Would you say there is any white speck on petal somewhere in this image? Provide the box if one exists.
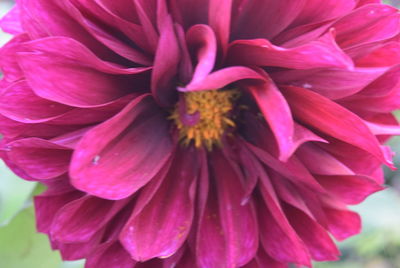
[92,155,101,165]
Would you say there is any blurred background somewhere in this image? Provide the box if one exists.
[1,0,400,267]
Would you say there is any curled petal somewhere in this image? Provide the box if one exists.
[247,76,294,162]
[180,66,264,92]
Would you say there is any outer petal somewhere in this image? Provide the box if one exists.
[0,6,23,34]
[272,67,388,100]
[50,196,129,243]
[0,35,29,83]
[196,151,259,268]
[355,42,400,67]
[6,138,72,180]
[290,0,356,26]
[324,207,361,241]
[334,4,400,49]
[296,144,354,176]
[18,51,144,107]
[285,205,340,261]
[316,175,383,205]
[34,189,84,234]
[246,142,324,192]
[213,151,259,267]
[22,37,150,75]
[257,174,311,266]
[0,114,80,139]
[282,86,393,168]
[17,0,124,63]
[120,149,197,261]
[196,175,230,268]
[0,80,72,123]
[57,0,151,64]
[227,30,353,70]
[55,231,104,261]
[86,242,136,268]
[70,95,173,200]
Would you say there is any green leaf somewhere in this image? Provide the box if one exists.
[0,160,37,226]
[0,206,63,268]
[61,260,85,268]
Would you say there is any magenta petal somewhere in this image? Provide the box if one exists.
[50,196,129,243]
[0,6,23,34]
[228,30,353,70]
[18,0,125,63]
[324,207,361,241]
[256,248,290,268]
[56,231,103,261]
[86,242,136,268]
[247,76,294,162]
[247,143,324,192]
[196,178,229,268]
[273,67,388,100]
[23,37,150,75]
[186,24,217,84]
[169,0,208,28]
[181,66,264,92]
[291,0,355,26]
[70,0,149,53]
[6,138,72,180]
[232,0,304,40]
[213,152,259,267]
[0,80,72,123]
[209,0,232,51]
[282,86,393,168]
[355,42,400,67]
[18,51,141,108]
[316,175,383,205]
[151,14,180,106]
[0,35,28,82]
[334,4,400,48]
[70,95,173,200]
[120,150,197,261]
[0,114,80,140]
[296,144,354,176]
[357,0,381,7]
[285,205,340,261]
[129,160,172,219]
[257,176,311,266]
[134,0,158,51]
[57,0,151,64]
[46,95,137,126]
[34,190,83,234]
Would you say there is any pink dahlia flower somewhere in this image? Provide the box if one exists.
[1,0,400,267]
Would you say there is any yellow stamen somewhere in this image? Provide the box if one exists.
[169,89,239,150]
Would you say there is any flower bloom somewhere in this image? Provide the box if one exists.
[1,0,400,267]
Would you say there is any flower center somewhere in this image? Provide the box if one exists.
[170,89,239,150]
